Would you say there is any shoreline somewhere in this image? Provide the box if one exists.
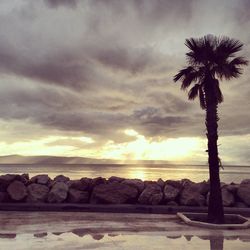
[0,173,250,211]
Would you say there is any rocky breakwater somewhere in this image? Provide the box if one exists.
[0,174,249,208]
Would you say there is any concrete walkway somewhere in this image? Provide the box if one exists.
[0,211,250,249]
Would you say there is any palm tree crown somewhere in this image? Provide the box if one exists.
[173,34,248,109]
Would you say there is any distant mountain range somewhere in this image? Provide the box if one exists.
[0,155,172,164]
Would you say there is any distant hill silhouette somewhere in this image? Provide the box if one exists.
[0,155,171,164]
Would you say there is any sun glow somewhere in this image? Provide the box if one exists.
[102,129,204,162]
[0,128,206,162]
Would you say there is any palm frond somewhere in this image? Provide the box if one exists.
[185,38,199,52]
[188,84,200,100]
[181,71,199,90]
[229,57,248,67]
[214,58,247,80]
[185,35,217,66]
[173,66,195,82]
[217,37,244,55]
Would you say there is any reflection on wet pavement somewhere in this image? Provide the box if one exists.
[0,231,250,250]
[0,212,250,249]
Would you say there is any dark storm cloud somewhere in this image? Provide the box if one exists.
[234,0,250,23]
[0,50,94,89]
[0,0,195,89]
[44,0,78,8]
[0,0,249,160]
[94,47,155,74]
[90,0,193,25]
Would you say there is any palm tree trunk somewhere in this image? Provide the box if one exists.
[205,90,224,224]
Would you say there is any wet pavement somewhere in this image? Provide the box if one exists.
[0,211,249,249]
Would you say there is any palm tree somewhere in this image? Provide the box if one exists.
[174,35,248,224]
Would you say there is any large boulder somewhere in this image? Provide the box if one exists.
[108,176,125,183]
[166,201,179,206]
[30,174,51,185]
[67,188,89,203]
[19,174,29,185]
[241,179,250,185]
[47,182,68,203]
[163,184,180,202]
[90,182,138,204]
[221,188,235,207]
[138,184,163,205]
[206,188,235,207]
[91,177,107,188]
[196,181,210,195]
[121,179,144,193]
[0,174,18,191]
[26,183,49,202]
[235,201,248,208]
[156,178,165,189]
[67,179,90,191]
[53,175,70,183]
[224,184,239,195]
[237,183,250,206]
[7,180,27,201]
[179,182,205,206]
[0,192,8,202]
[165,180,183,190]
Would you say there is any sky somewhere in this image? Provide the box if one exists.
[0,0,249,164]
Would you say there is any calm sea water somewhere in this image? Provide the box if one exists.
[0,164,250,183]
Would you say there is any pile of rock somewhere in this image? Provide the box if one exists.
[0,174,249,207]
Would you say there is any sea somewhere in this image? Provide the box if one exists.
[0,164,250,183]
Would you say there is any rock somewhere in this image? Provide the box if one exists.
[221,188,235,207]
[144,181,157,187]
[224,184,239,194]
[138,184,163,205]
[6,174,30,185]
[19,174,29,184]
[235,201,248,208]
[30,174,51,185]
[241,179,250,185]
[197,181,210,195]
[163,184,180,202]
[67,179,90,191]
[206,189,235,207]
[0,192,8,202]
[166,201,178,206]
[26,183,49,202]
[47,182,68,203]
[91,177,106,188]
[156,178,165,189]
[67,188,89,203]
[181,179,193,187]
[7,181,27,201]
[179,183,205,206]
[237,183,250,206]
[90,182,138,204]
[121,179,144,193]
[108,176,125,183]
[53,175,70,183]
[0,174,18,191]
[80,177,92,190]
[165,180,183,190]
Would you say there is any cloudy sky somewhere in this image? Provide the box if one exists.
[0,0,249,164]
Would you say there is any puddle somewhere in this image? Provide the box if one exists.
[0,231,250,250]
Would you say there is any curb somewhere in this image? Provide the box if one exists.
[0,203,250,216]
